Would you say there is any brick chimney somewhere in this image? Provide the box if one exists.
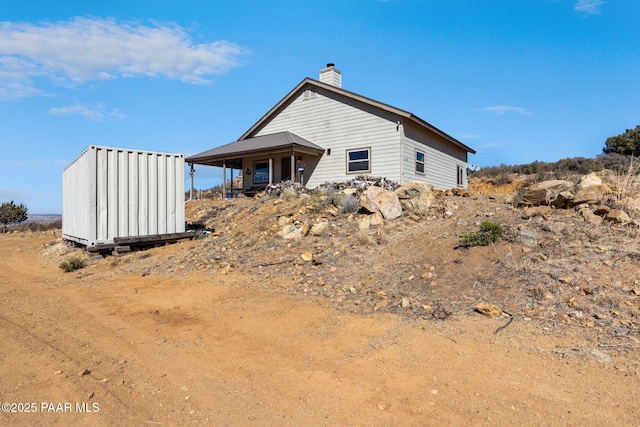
[319,63,342,88]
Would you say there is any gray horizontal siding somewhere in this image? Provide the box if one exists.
[255,88,402,186]
[402,122,468,189]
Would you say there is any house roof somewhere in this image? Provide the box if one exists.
[185,131,324,167]
[240,77,476,154]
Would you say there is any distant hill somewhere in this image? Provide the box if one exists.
[26,214,62,224]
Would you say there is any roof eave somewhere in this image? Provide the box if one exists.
[186,143,324,166]
[239,78,476,154]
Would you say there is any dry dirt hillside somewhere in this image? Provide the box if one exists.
[1,174,639,426]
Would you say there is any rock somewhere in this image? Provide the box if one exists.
[374,299,389,310]
[309,221,329,236]
[369,212,384,227]
[571,186,607,207]
[278,216,292,227]
[401,297,411,308]
[580,208,602,224]
[281,224,302,240]
[475,302,502,318]
[517,229,538,248]
[301,220,312,236]
[395,181,434,216]
[575,172,602,189]
[79,368,91,377]
[593,205,611,216]
[605,209,631,224]
[555,191,574,209]
[451,187,469,197]
[514,180,574,207]
[300,252,313,262]
[360,186,403,220]
[559,276,572,284]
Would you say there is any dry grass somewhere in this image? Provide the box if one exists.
[606,160,640,215]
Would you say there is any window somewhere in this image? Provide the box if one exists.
[346,148,370,174]
[254,161,269,184]
[457,165,465,186]
[415,150,425,175]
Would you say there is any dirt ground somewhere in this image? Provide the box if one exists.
[1,191,639,426]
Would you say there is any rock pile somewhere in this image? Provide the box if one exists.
[514,172,638,226]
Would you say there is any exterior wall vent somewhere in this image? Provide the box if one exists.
[319,63,342,88]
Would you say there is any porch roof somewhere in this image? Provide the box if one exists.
[186,131,325,168]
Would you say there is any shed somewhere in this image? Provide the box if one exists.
[62,145,188,251]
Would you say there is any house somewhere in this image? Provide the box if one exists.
[186,64,475,193]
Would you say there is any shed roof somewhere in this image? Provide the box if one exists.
[186,131,324,167]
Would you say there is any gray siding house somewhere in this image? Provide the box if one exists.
[187,64,475,192]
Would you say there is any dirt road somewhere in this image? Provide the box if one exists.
[0,231,638,426]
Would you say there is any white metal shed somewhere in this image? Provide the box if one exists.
[62,145,186,248]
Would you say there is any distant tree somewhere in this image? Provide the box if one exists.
[0,201,28,233]
[603,125,640,156]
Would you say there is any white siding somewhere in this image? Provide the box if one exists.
[62,146,185,247]
[254,88,403,187]
[401,122,468,189]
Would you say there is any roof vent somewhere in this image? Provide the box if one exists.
[319,63,342,88]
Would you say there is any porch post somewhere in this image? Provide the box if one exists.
[189,162,195,200]
[222,160,227,197]
[268,157,273,185]
[291,153,295,183]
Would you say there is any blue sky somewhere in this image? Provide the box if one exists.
[1,0,638,213]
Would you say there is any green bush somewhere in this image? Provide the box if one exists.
[59,255,87,272]
[458,222,504,248]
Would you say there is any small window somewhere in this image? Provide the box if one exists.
[457,165,465,186]
[254,161,269,184]
[415,150,425,175]
[346,148,370,174]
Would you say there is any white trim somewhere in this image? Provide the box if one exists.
[346,147,371,174]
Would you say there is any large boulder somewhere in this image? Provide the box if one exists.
[575,172,602,189]
[569,172,608,206]
[360,186,402,220]
[395,181,434,216]
[570,185,608,207]
[514,180,574,207]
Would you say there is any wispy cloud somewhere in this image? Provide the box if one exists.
[574,0,604,15]
[0,17,250,99]
[474,142,505,150]
[481,106,532,116]
[456,134,481,140]
[49,104,126,121]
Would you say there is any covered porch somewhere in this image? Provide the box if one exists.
[185,131,325,196]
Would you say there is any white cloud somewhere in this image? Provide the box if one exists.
[0,17,250,98]
[574,0,604,14]
[481,106,532,116]
[49,104,127,121]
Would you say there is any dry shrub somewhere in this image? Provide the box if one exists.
[59,255,87,272]
[607,160,640,214]
[340,194,360,214]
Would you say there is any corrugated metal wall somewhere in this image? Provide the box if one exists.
[63,146,185,246]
